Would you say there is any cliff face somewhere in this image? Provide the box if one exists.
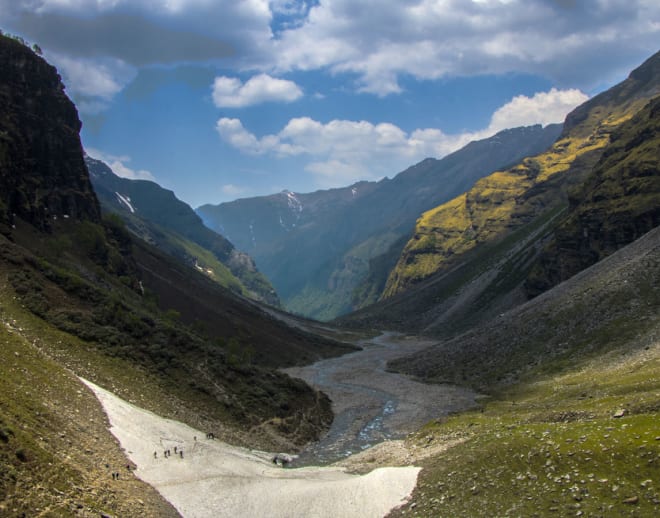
[525,95,660,297]
[0,35,100,233]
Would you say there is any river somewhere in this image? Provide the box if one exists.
[283,332,479,465]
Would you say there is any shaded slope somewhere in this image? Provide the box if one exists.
[384,50,660,299]
[388,225,660,391]
[526,95,660,297]
[87,156,279,306]
[199,124,561,320]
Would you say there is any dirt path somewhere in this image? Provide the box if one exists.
[81,378,420,518]
[284,332,479,464]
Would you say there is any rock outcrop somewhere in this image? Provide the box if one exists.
[0,34,100,233]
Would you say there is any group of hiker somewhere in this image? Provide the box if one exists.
[111,431,216,480]
[156,446,184,459]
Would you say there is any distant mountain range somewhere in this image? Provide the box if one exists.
[198,123,562,320]
[338,49,660,340]
[86,156,280,306]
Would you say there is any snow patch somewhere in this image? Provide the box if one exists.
[80,378,421,518]
[115,192,135,213]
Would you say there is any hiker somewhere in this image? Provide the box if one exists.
[154,451,157,459]
[174,446,177,454]
[180,450,184,459]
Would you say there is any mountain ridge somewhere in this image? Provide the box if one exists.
[383,50,660,300]
[198,123,562,320]
[87,155,280,305]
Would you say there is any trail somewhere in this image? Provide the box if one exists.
[284,332,478,464]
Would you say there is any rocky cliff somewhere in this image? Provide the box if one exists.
[0,34,100,233]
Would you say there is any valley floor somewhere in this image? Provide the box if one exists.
[81,379,420,518]
[284,332,479,464]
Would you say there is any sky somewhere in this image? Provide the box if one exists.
[1,0,658,208]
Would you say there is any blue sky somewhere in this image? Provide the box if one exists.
[1,0,658,208]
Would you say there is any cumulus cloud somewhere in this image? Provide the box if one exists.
[4,0,657,105]
[86,148,156,181]
[216,87,588,187]
[486,88,590,134]
[220,184,249,197]
[212,73,303,107]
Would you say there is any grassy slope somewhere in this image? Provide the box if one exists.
[387,227,660,517]
[89,160,279,306]
[0,282,180,516]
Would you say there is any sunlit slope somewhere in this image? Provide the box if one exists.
[383,50,660,298]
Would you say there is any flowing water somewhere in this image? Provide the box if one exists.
[283,333,479,465]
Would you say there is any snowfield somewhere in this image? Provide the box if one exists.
[81,378,420,518]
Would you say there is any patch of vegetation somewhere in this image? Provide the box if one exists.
[526,95,660,298]
[390,338,660,517]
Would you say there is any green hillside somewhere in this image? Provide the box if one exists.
[526,95,660,297]
[87,156,279,306]
[388,225,660,517]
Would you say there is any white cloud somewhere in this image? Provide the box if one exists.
[217,87,588,187]
[486,88,589,133]
[212,73,303,108]
[6,0,657,108]
[85,148,156,181]
[220,183,249,196]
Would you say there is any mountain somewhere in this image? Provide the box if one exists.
[198,124,562,320]
[338,50,659,339]
[525,95,660,297]
[87,156,280,306]
[0,33,353,515]
[383,50,660,301]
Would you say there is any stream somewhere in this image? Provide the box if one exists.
[283,332,479,465]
